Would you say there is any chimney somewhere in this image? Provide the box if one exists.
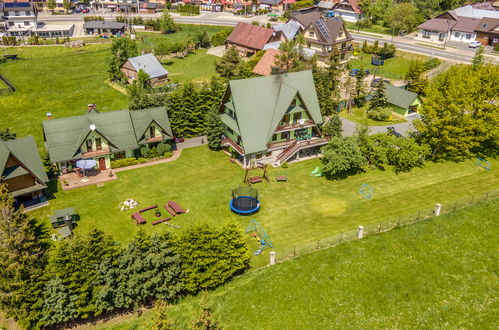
[87,104,96,112]
[46,112,52,120]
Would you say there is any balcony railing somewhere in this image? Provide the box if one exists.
[82,148,111,158]
[275,119,315,133]
[221,138,244,155]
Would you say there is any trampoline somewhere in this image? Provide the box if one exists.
[230,186,260,215]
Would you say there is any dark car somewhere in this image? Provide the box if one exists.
[387,126,402,138]
[350,68,370,76]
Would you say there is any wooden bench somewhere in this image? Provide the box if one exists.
[138,205,158,213]
[131,212,146,225]
[249,176,262,184]
[276,176,288,182]
[152,217,171,225]
[164,204,177,216]
[168,201,185,214]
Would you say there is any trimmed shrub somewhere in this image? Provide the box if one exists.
[422,58,441,71]
[367,107,392,121]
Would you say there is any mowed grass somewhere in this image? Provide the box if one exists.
[349,50,431,80]
[31,147,499,268]
[99,198,499,329]
[0,44,129,147]
[339,107,407,126]
[162,49,218,82]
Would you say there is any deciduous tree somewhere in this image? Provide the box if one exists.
[321,137,367,179]
[405,61,428,95]
[107,37,139,81]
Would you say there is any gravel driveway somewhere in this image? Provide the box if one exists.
[340,114,420,137]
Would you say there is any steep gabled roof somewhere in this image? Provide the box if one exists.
[418,18,457,32]
[310,18,352,45]
[452,16,481,33]
[0,136,49,185]
[273,20,301,40]
[222,71,323,154]
[252,49,281,76]
[226,22,275,50]
[126,53,169,79]
[42,107,172,163]
[475,17,499,32]
[290,9,322,29]
[384,84,420,110]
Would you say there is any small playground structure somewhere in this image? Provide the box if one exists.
[311,167,323,177]
[359,183,374,200]
[245,219,273,255]
[244,162,270,185]
[230,185,260,215]
[371,55,385,66]
[476,158,491,171]
[0,74,15,93]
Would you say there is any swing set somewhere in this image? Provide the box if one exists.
[245,219,273,255]
[244,162,270,185]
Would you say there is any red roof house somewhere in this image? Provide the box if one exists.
[226,22,278,56]
[252,49,281,76]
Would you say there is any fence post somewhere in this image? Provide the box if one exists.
[269,251,276,266]
[378,223,381,233]
[357,226,364,239]
[293,246,296,257]
[484,192,489,201]
[339,233,343,244]
[317,240,320,250]
[470,196,474,205]
[434,203,442,216]
[453,201,457,211]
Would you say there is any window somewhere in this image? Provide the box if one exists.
[26,11,31,16]
[24,21,29,26]
[272,134,277,142]
[454,32,460,37]
[9,22,14,27]
[95,138,102,150]
[294,112,302,122]
[86,139,93,152]
[341,42,346,49]
[15,11,20,16]
[227,127,234,135]
[423,30,431,38]
[465,33,472,39]
[255,153,262,159]
[281,132,290,140]
[266,151,272,157]
[308,31,315,37]
[4,12,9,16]
[149,126,156,138]
[280,114,290,126]
[114,151,126,160]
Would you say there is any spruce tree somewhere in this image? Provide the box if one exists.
[0,185,48,328]
[200,31,210,48]
[40,277,78,327]
[215,47,242,79]
[368,80,389,111]
[354,67,367,106]
[190,292,221,330]
[405,61,428,95]
[0,128,16,141]
[322,115,343,138]
[205,107,224,150]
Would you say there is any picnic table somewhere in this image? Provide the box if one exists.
[50,207,76,229]
[168,201,185,214]
[249,176,262,184]
[276,176,287,182]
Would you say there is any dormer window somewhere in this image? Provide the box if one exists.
[308,31,315,37]
[86,139,93,152]
[150,126,156,138]
[95,138,102,151]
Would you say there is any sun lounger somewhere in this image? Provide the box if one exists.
[276,176,287,182]
[249,176,262,184]
[164,204,177,216]
[131,212,146,225]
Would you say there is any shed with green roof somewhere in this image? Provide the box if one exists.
[384,84,422,117]
[219,71,328,167]
[42,106,172,173]
[0,136,49,208]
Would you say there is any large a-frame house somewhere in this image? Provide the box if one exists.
[220,71,328,167]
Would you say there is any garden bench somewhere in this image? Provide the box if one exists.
[164,204,177,216]
[168,201,185,214]
[152,217,171,225]
[249,176,262,184]
[131,212,146,225]
[276,176,287,182]
[138,205,158,213]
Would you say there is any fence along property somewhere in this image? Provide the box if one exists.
[267,190,499,266]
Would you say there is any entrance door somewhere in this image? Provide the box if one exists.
[98,158,106,171]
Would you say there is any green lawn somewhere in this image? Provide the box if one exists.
[349,50,430,80]
[161,49,218,82]
[345,22,392,36]
[99,198,499,329]
[31,146,499,269]
[339,107,407,126]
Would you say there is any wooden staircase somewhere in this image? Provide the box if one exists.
[276,138,329,164]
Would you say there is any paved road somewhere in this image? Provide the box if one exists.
[341,114,420,137]
[175,136,208,150]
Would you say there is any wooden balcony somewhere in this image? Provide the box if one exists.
[221,138,245,155]
[275,119,315,133]
[145,136,164,143]
[82,148,110,158]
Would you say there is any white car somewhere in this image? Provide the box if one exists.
[469,41,482,48]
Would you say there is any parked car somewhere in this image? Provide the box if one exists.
[469,41,481,48]
[174,137,185,143]
[350,69,370,76]
[81,8,90,13]
[387,127,402,138]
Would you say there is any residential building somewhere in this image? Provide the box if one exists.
[302,17,353,64]
[225,22,279,56]
[370,84,422,117]
[273,20,301,40]
[83,20,126,35]
[1,0,38,37]
[318,0,362,22]
[42,105,173,174]
[252,48,281,76]
[289,6,322,30]
[416,4,499,45]
[219,70,328,167]
[121,53,169,86]
[139,2,159,13]
[258,0,295,13]
[34,23,75,38]
[475,17,499,46]
[0,136,49,208]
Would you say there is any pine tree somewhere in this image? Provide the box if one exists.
[190,292,222,330]
[322,115,343,138]
[354,67,367,106]
[0,185,48,328]
[200,31,210,48]
[0,128,16,141]
[472,46,485,70]
[149,300,176,330]
[40,277,78,327]
[405,61,428,95]
[205,106,224,150]
[215,47,242,79]
[368,80,389,111]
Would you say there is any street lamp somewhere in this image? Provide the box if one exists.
[443,19,450,49]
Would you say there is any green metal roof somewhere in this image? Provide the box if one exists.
[384,84,420,110]
[225,71,323,154]
[221,113,241,135]
[10,182,47,197]
[0,136,49,185]
[42,107,172,163]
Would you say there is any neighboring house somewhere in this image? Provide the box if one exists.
[139,2,159,13]
[382,84,422,117]
[0,136,49,208]
[219,70,328,167]
[252,48,281,76]
[416,4,499,45]
[83,20,126,35]
[52,0,75,14]
[258,0,296,13]
[475,17,499,46]
[34,23,75,38]
[225,22,279,56]
[302,17,353,64]
[2,0,38,37]
[289,6,322,31]
[121,53,169,86]
[42,105,173,174]
[273,20,301,40]
[331,0,363,23]
[221,0,252,12]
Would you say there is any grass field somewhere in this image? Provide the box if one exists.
[0,25,229,146]
[31,146,499,268]
[339,107,407,126]
[349,50,430,80]
[98,198,499,329]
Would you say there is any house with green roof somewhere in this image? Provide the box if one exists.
[384,84,422,117]
[0,136,49,208]
[42,105,172,174]
[219,71,328,167]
